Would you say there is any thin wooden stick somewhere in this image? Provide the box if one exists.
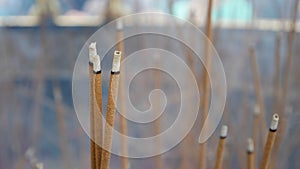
[53,85,72,169]
[175,22,196,169]
[89,43,97,169]
[249,47,267,140]
[277,0,299,154]
[252,105,260,168]
[213,125,228,169]
[260,114,279,169]
[91,43,103,169]
[100,51,122,169]
[280,0,299,113]
[200,0,214,168]
[270,33,282,169]
[272,33,281,113]
[117,20,124,54]
[153,57,163,169]
[117,20,129,169]
[247,138,254,169]
[31,10,49,146]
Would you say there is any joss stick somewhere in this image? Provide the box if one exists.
[100,51,122,169]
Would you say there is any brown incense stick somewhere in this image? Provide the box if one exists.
[91,43,103,169]
[213,125,228,169]
[117,20,129,169]
[200,0,214,168]
[247,138,254,169]
[260,114,279,169]
[100,51,122,169]
[89,43,97,169]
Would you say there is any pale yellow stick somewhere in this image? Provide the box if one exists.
[260,114,279,169]
[270,33,282,169]
[247,138,254,169]
[100,51,122,169]
[252,105,260,168]
[249,47,267,140]
[117,20,129,169]
[213,125,228,169]
[277,0,299,160]
[153,57,163,169]
[200,0,214,168]
[272,34,281,113]
[175,20,194,169]
[53,85,72,169]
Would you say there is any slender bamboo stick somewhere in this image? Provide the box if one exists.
[260,114,279,169]
[91,43,103,169]
[247,138,254,169]
[280,0,299,113]
[77,125,89,169]
[100,51,122,169]
[200,0,214,168]
[249,47,267,140]
[153,58,163,169]
[180,139,189,169]
[117,20,129,169]
[53,85,72,169]
[178,27,196,166]
[89,43,97,169]
[175,22,196,169]
[117,20,124,54]
[270,33,282,169]
[277,0,299,154]
[272,33,281,113]
[213,125,228,169]
[271,1,299,168]
[252,105,260,168]
[31,8,49,147]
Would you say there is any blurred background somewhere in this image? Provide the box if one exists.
[0,0,300,169]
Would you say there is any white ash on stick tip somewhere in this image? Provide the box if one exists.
[254,104,260,116]
[247,138,254,153]
[112,50,121,73]
[116,19,123,31]
[89,42,97,63]
[93,54,101,73]
[270,113,279,131]
[220,125,228,138]
[36,163,44,169]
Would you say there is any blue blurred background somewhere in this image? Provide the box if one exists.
[0,0,300,169]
